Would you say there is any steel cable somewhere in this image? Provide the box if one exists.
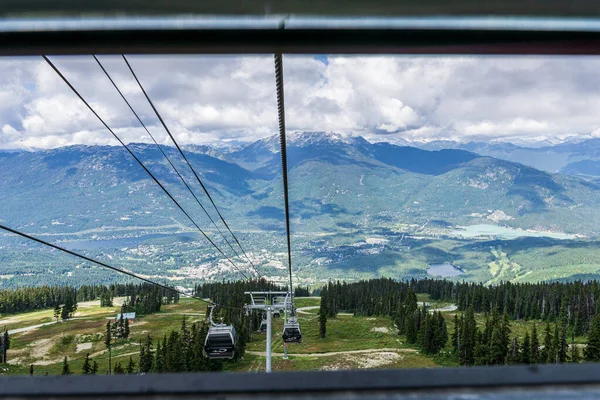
[42,55,249,281]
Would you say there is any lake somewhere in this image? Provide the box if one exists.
[427,263,464,278]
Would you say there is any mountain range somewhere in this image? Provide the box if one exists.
[2,131,600,287]
[415,137,600,178]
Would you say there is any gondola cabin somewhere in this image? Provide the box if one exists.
[203,325,236,359]
[282,319,302,343]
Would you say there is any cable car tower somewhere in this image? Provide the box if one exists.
[244,291,294,373]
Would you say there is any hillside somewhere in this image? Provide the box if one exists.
[1,293,588,375]
[0,296,437,374]
[2,132,600,286]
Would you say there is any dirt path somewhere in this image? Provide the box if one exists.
[431,305,458,312]
[7,318,84,335]
[296,306,320,314]
[246,347,417,358]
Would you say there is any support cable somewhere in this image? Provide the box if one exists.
[121,54,262,279]
[0,223,241,310]
[274,53,294,299]
[92,55,256,278]
[42,55,249,281]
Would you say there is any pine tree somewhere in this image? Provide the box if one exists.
[558,324,568,363]
[114,314,125,339]
[459,307,477,366]
[574,306,585,336]
[507,337,520,364]
[530,324,540,364]
[154,341,165,373]
[126,356,136,374]
[406,309,419,344]
[82,353,91,374]
[181,316,189,345]
[521,332,531,364]
[474,330,489,365]
[550,324,560,364]
[489,313,511,365]
[397,289,417,335]
[53,304,60,323]
[1,330,10,364]
[105,321,112,375]
[318,303,327,339]
[113,362,124,374]
[419,311,435,354]
[584,312,600,362]
[451,314,461,353]
[124,318,130,339]
[139,335,154,372]
[70,298,78,318]
[61,356,71,375]
[29,364,34,376]
[542,322,553,363]
[435,312,448,352]
[61,297,73,321]
[91,361,99,375]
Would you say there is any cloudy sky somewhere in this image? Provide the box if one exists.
[2,55,600,149]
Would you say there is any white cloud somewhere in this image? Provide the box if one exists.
[2,55,600,149]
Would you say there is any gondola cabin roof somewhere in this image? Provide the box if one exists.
[208,325,236,335]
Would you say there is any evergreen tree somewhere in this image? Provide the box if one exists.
[474,330,488,365]
[139,335,154,372]
[318,303,327,339]
[60,300,70,321]
[507,337,520,365]
[124,318,130,339]
[181,316,189,345]
[139,343,146,373]
[558,324,568,363]
[574,306,585,336]
[91,361,99,375]
[29,364,34,376]
[436,311,448,351]
[406,309,419,344]
[550,324,560,364]
[100,292,113,307]
[419,311,435,354]
[154,341,165,373]
[530,324,540,364]
[451,314,461,353]
[61,356,71,375]
[1,330,10,363]
[71,298,78,318]
[60,294,77,320]
[105,321,112,375]
[53,304,60,323]
[397,289,417,335]
[459,307,476,366]
[489,313,511,365]
[82,353,91,374]
[584,312,600,362]
[521,332,531,364]
[542,322,553,363]
[126,356,136,374]
[113,314,126,339]
[113,362,125,374]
